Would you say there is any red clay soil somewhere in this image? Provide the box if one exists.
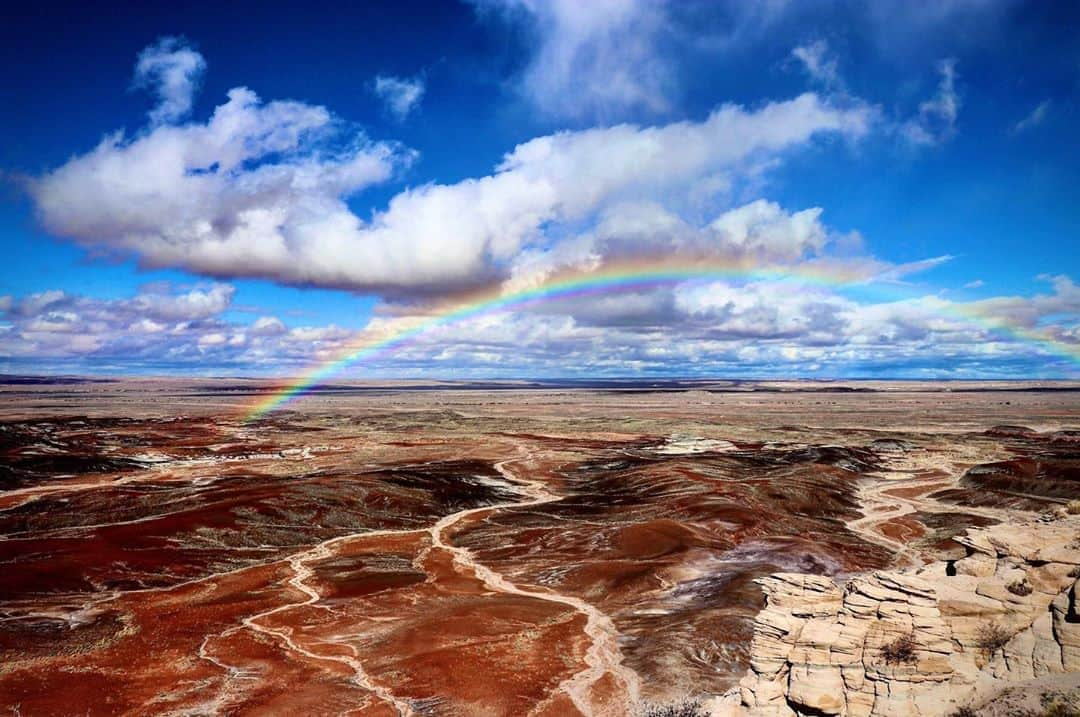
[876,516,928,543]
[883,482,952,500]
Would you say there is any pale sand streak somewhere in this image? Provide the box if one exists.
[845,449,1017,568]
[198,451,640,716]
[427,455,642,717]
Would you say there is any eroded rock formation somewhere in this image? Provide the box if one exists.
[730,514,1080,716]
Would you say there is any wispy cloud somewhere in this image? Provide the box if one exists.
[902,58,960,145]
[133,37,207,125]
[373,74,426,121]
[471,0,675,121]
[1013,99,1051,134]
[791,41,842,90]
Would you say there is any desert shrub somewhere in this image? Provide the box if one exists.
[1040,703,1079,717]
[1038,690,1080,717]
[949,708,978,717]
[1066,499,1080,515]
[1030,703,1080,717]
[1007,579,1034,596]
[1041,706,1078,717]
[975,622,1012,655]
[881,632,918,665]
[638,701,708,717]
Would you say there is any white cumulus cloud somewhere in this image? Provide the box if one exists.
[2,275,1076,378]
[31,82,411,289]
[29,41,876,298]
[251,316,287,336]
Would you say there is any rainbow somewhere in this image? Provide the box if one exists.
[242,258,1078,420]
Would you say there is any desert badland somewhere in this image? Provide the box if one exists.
[1,379,1078,716]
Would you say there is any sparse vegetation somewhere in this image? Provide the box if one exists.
[975,622,1012,655]
[1066,500,1080,515]
[637,700,708,717]
[881,631,918,665]
[1037,702,1079,717]
[1036,691,1080,717]
[1007,579,1034,596]
[960,689,1079,716]
[1011,691,1080,717]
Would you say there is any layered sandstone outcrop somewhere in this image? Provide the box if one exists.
[729,514,1080,716]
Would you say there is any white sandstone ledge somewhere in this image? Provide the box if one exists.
[708,511,1080,717]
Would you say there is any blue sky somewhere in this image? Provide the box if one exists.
[1,0,1078,378]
